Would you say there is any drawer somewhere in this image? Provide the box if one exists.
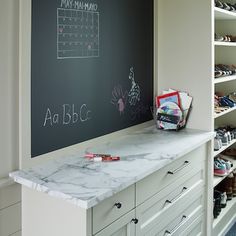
[181,215,203,236]
[157,204,203,236]
[136,145,206,205]
[136,178,204,236]
[94,209,135,236]
[93,184,135,234]
[0,202,21,236]
[0,184,21,210]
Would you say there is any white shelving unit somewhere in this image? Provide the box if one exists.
[156,1,236,235]
[213,6,236,235]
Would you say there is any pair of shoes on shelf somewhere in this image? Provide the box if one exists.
[215,126,236,144]
[215,64,236,78]
[214,155,233,176]
[226,35,236,42]
[214,94,230,114]
[213,190,227,219]
[214,125,236,151]
[214,93,236,115]
[216,171,236,201]
[220,96,236,108]
[215,34,236,42]
[215,0,236,12]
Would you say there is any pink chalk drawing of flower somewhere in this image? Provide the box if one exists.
[111,85,128,115]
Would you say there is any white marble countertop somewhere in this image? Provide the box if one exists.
[10,126,214,209]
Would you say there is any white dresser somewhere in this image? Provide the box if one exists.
[10,126,213,236]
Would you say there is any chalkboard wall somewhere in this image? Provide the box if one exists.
[31,0,154,157]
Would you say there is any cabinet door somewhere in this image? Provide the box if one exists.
[94,210,135,236]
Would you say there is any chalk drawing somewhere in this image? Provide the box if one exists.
[57,7,99,59]
[111,85,128,115]
[128,67,141,106]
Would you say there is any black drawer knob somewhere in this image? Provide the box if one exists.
[114,202,122,209]
[131,218,139,224]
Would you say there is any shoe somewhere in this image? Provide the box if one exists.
[215,0,224,9]
[215,70,223,78]
[217,64,233,75]
[222,2,231,11]
[213,199,218,219]
[219,96,236,108]
[219,158,232,173]
[215,33,224,42]
[221,192,227,208]
[214,159,227,176]
[228,3,236,11]
[226,173,234,200]
[227,35,236,42]
[214,137,222,151]
[216,130,228,146]
[216,156,232,173]
[214,190,222,216]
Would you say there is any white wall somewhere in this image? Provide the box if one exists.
[0,1,21,235]
[0,0,19,179]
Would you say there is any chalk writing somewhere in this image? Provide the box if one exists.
[43,104,92,127]
[57,2,99,59]
[60,0,98,11]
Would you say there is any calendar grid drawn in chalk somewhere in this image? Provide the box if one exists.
[57,8,99,59]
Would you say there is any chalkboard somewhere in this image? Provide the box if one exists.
[31,0,154,157]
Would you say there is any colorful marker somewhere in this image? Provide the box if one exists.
[85,153,111,158]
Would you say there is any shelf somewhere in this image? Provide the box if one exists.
[215,41,236,47]
[213,195,236,228]
[214,75,236,84]
[215,7,236,20]
[214,106,236,118]
[214,139,236,157]
[214,156,236,187]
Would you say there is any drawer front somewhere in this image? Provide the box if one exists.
[144,196,203,236]
[136,145,206,205]
[0,202,21,236]
[93,185,135,234]
[94,209,135,236]
[158,205,203,236]
[136,179,204,236]
[0,184,21,210]
[181,215,203,236]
